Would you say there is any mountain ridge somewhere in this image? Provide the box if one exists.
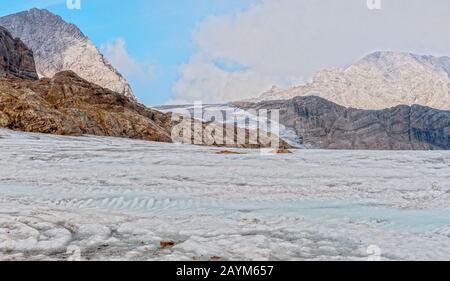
[252,51,450,110]
[234,95,450,150]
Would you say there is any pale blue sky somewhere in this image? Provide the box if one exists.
[0,0,256,105]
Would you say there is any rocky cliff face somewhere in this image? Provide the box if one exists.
[0,26,38,80]
[235,96,450,150]
[253,52,450,110]
[0,8,134,99]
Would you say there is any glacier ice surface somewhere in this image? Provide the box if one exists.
[0,129,449,261]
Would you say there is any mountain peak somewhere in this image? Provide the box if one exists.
[0,9,134,99]
[6,8,86,41]
[357,51,448,64]
[28,8,56,16]
[355,51,450,77]
[10,8,67,25]
[252,51,450,110]
[356,51,422,67]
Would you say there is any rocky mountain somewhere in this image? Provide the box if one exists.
[0,22,287,148]
[253,52,450,110]
[0,26,38,80]
[234,96,450,150]
[0,8,134,99]
[0,71,170,142]
[0,70,289,148]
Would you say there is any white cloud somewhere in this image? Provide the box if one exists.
[171,57,289,104]
[173,0,450,103]
[102,38,155,82]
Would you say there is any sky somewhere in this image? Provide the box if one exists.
[2,0,450,105]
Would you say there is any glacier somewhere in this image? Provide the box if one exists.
[0,129,449,261]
